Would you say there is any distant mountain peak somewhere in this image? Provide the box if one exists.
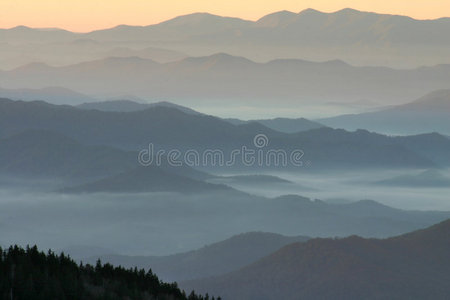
[113,24,144,29]
[412,89,450,103]
[167,12,219,20]
[208,52,239,60]
[350,199,392,208]
[9,25,33,31]
[391,89,450,112]
[159,12,250,27]
[177,52,256,68]
[335,8,363,14]
[76,99,201,115]
[298,8,323,15]
[255,10,298,27]
[322,59,350,67]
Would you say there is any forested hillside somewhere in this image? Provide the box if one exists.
[0,245,216,300]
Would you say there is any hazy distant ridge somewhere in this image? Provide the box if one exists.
[2,8,449,67]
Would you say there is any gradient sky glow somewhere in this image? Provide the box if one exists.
[1,0,449,32]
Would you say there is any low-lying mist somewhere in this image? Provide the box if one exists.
[188,101,381,120]
[209,168,450,211]
[0,189,254,256]
[1,168,449,259]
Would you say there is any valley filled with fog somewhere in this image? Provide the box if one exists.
[209,169,450,210]
[1,166,449,259]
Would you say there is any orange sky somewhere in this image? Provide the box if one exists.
[1,0,449,32]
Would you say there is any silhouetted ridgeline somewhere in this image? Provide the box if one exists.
[85,232,310,283]
[1,98,450,170]
[2,55,450,106]
[0,245,218,300]
[183,219,450,300]
[320,89,450,135]
[1,9,450,68]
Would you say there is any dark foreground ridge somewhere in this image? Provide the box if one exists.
[183,219,450,300]
[0,245,218,300]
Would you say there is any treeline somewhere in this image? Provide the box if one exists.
[0,245,219,300]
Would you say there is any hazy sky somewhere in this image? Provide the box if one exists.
[1,0,449,32]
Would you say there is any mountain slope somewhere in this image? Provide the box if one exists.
[0,98,448,169]
[0,130,136,181]
[63,166,228,194]
[2,55,450,107]
[226,117,325,133]
[0,129,219,194]
[320,89,450,135]
[87,13,252,42]
[85,232,310,282]
[0,98,259,150]
[0,86,96,105]
[0,245,209,300]
[183,219,450,300]
[2,9,450,68]
[82,9,450,67]
[77,99,201,114]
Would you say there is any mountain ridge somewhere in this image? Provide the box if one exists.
[319,89,450,135]
[2,8,450,68]
[0,98,449,170]
[83,232,310,282]
[3,53,450,107]
[3,8,449,33]
[182,219,450,299]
